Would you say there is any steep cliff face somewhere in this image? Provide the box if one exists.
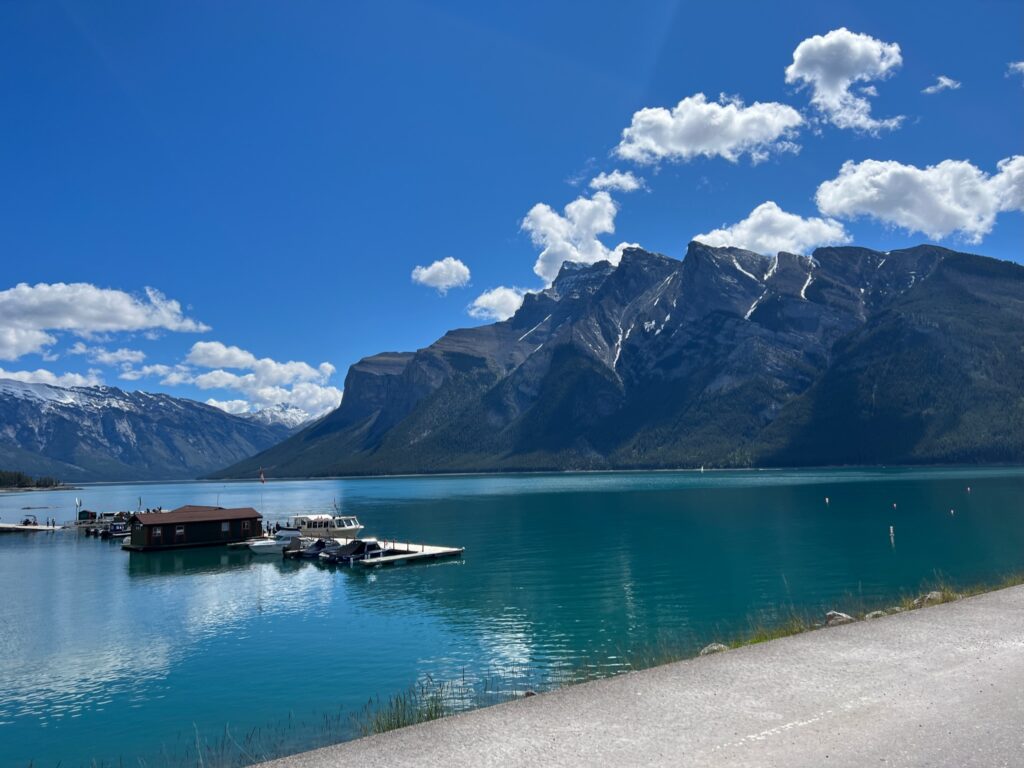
[215,243,1024,478]
[0,380,292,481]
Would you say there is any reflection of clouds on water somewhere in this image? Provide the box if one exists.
[181,560,337,638]
[0,544,344,726]
[0,640,172,721]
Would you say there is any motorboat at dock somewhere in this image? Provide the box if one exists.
[246,530,297,555]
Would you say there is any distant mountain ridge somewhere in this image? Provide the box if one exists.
[215,242,1024,478]
[0,379,294,481]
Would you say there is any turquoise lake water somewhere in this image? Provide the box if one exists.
[2,468,1024,767]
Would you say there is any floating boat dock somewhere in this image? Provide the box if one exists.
[276,535,464,566]
[0,523,61,533]
[354,537,464,567]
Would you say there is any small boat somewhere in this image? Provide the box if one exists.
[247,531,294,555]
[277,514,363,540]
[319,537,384,564]
[101,521,131,540]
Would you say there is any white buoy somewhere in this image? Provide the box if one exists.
[825,496,830,505]
[950,508,955,516]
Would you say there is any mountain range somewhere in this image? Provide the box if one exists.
[0,380,302,481]
[216,242,1024,478]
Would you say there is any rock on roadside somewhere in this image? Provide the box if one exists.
[825,611,855,627]
[913,591,945,608]
[699,643,729,656]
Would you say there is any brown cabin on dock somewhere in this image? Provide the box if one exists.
[124,505,262,551]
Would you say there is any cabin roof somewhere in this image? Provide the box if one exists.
[131,505,262,525]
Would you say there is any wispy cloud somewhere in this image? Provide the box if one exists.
[0,282,208,361]
[922,75,961,94]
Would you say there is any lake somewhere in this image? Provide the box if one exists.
[3,468,1024,767]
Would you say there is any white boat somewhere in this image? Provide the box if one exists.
[247,531,295,555]
[278,514,363,539]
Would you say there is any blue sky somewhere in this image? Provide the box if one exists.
[1,0,1021,416]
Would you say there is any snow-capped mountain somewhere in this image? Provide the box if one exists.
[0,380,293,481]
[243,403,313,431]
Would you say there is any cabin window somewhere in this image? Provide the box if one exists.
[242,520,250,532]
[152,526,163,539]
[175,525,185,541]
[221,521,230,533]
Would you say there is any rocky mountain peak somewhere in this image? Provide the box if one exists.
[215,243,1024,479]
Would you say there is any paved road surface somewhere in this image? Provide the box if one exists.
[264,585,1024,767]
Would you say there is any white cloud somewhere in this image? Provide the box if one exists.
[589,170,645,193]
[468,287,526,322]
[0,367,103,387]
[615,93,803,165]
[922,75,961,95]
[695,201,850,255]
[522,191,637,282]
[411,257,471,294]
[69,342,145,365]
[1008,61,1024,81]
[816,155,1024,242]
[0,282,208,360]
[0,328,56,361]
[186,341,256,369]
[206,398,251,415]
[119,364,171,382]
[785,28,903,132]
[184,341,341,417]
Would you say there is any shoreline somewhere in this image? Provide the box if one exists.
[260,580,1024,767]
[0,485,80,494]
[57,463,1024,487]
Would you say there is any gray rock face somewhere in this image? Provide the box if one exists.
[865,611,887,620]
[0,379,291,481]
[825,611,855,627]
[699,643,729,656]
[215,243,1024,479]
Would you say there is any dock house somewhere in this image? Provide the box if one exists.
[124,505,262,551]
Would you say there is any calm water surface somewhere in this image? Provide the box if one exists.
[2,468,1024,766]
